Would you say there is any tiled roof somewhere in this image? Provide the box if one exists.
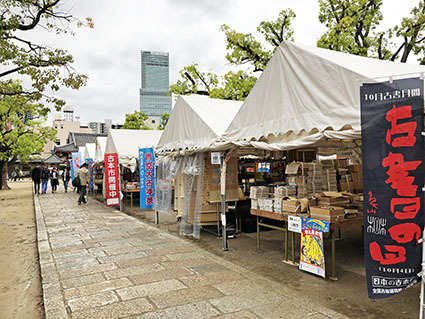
[69,132,107,148]
[54,143,78,153]
[42,154,65,164]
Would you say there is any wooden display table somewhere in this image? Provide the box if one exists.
[122,189,139,208]
[250,208,363,280]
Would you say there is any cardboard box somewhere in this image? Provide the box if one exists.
[281,199,301,213]
[340,181,354,193]
[317,193,350,207]
[310,206,345,222]
[349,164,362,173]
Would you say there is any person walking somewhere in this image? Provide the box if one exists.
[12,170,17,182]
[19,169,23,181]
[41,165,50,194]
[76,163,89,205]
[62,167,70,193]
[31,165,41,194]
[50,167,59,193]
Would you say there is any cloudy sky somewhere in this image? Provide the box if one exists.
[35,0,420,126]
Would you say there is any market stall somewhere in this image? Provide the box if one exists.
[213,40,425,279]
[105,129,162,209]
[155,94,244,240]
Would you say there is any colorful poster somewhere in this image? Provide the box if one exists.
[71,152,82,181]
[299,217,328,278]
[139,147,155,210]
[104,153,120,207]
[361,78,424,299]
[85,158,94,190]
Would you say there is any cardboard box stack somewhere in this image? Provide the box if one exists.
[349,164,363,193]
[338,168,354,193]
[281,199,301,214]
[320,160,338,192]
[306,162,323,194]
[310,206,345,222]
[316,192,351,207]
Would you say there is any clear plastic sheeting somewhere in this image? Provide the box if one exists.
[154,157,181,214]
[179,153,204,239]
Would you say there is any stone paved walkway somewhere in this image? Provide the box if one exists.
[35,191,349,319]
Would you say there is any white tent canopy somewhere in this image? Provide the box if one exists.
[94,136,107,164]
[78,146,85,156]
[221,41,425,151]
[105,129,162,172]
[83,143,96,160]
[156,94,243,155]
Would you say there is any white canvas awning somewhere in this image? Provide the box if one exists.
[221,41,425,151]
[105,129,162,172]
[78,146,85,156]
[156,94,242,155]
[94,136,107,164]
[83,143,96,160]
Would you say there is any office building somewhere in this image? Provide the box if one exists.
[139,50,172,117]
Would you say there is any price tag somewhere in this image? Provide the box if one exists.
[288,215,301,233]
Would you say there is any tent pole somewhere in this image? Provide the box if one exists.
[220,152,228,251]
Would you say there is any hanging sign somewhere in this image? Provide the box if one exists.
[71,152,82,181]
[211,152,221,165]
[361,78,424,299]
[139,147,155,210]
[85,158,94,190]
[104,153,120,206]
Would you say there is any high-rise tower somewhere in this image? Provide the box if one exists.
[139,50,172,116]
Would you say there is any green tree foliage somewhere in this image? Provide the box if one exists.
[121,111,150,130]
[169,10,295,100]
[317,0,425,63]
[157,113,170,130]
[0,0,93,189]
[221,9,296,72]
[169,64,256,100]
[0,81,56,188]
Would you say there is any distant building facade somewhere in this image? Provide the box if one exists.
[41,106,92,159]
[89,119,122,134]
[139,50,172,117]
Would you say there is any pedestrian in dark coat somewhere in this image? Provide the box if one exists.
[31,165,41,194]
[62,168,70,192]
[50,167,59,193]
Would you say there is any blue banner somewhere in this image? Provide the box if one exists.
[85,158,94,190]
[139,147,155,210]
[71,152,82,181]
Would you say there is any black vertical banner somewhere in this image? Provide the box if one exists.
[361,78,425,299]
